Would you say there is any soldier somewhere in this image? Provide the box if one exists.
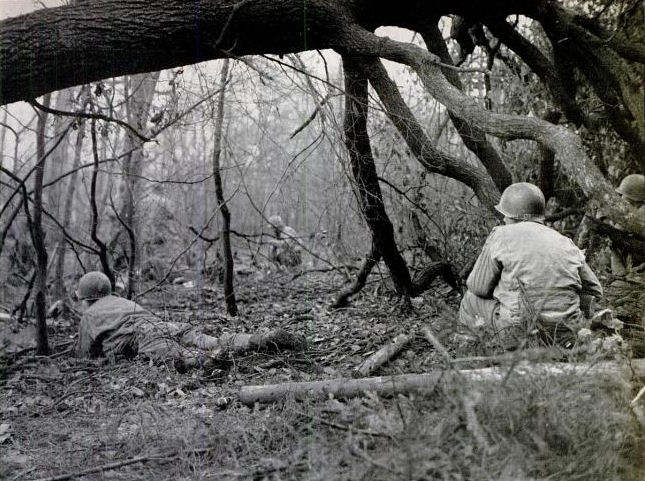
[610,174,645,275]
[75,271,303,370]
[267,215,302,267]
[458,183,603,346]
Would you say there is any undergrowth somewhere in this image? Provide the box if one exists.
[1,271,642,481]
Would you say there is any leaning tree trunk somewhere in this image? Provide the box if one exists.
[356,56,501,213]
[212,58,237,316]
[31,93,52,355]
[421,23,512,191]
[342,54,413,298]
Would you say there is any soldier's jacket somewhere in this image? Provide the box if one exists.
[270,225,302,267]
[76,295,211,360]
[467,221,603,325]
[611,204,645,274]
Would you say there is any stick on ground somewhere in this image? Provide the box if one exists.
[355,333,412,377]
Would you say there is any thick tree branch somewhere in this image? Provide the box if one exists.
[29,98,150,142]
[357,56,500,212]
[421,22,512,190]
[338,25,637,232]
[484,19,585,126]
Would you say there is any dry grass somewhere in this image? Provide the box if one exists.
[1,273,643,481]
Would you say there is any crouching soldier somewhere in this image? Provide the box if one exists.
[267,215,302,267]
[458,183,603,347]
[610,174,645,275]
[75,271,303,370]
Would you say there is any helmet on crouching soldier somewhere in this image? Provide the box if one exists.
[76,271,112,301]
[616,174,645,204]
[495,182,546,221]
[268,215,285,231]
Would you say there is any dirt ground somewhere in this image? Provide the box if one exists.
[1,270,643,481]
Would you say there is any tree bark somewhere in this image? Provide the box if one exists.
[537,110,561,203]
[212,58,237,316]
[411,261,460,295]
[342,54,413,297]
[31,93,52,355]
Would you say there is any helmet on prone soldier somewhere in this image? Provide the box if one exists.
[616,174,645,203]
[495,182,546,221]
[76,271,112,301]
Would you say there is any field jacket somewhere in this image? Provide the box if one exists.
[76,295,155,358]
[467,221,603,325]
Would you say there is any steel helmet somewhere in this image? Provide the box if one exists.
[76,271,112,300]
[495,182,545,221]
[268,215,285,230]
[616,174,645,203]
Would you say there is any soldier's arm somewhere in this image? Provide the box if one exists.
[466,231,502,299]
[579,262,603,298]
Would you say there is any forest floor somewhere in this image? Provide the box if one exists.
[1,268,643,481]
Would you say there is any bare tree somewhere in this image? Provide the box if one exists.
[31,93,52,355]
[212,58,237,316]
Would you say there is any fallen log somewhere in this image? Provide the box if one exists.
[354,333,412,377]
[239,360,632,405]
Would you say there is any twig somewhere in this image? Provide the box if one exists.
[289,93,333,139]
[293,409,391,437]
[29,98,150,142]
[631,385,645,407]
[28,453,178,481]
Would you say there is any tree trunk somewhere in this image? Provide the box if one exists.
[89,117,115,288]
[411,261,460,295]
[53,86,89,301]
[342,54,413,297]
[121,72,160,298]
[240,360,632,405]
[212,58,237,316]
[31,93,52,355]
[537,110,562,203]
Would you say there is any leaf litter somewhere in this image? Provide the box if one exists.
[0,270,641,481]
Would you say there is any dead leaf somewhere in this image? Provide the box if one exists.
[0,423,13,443]
[130,387,145,397]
